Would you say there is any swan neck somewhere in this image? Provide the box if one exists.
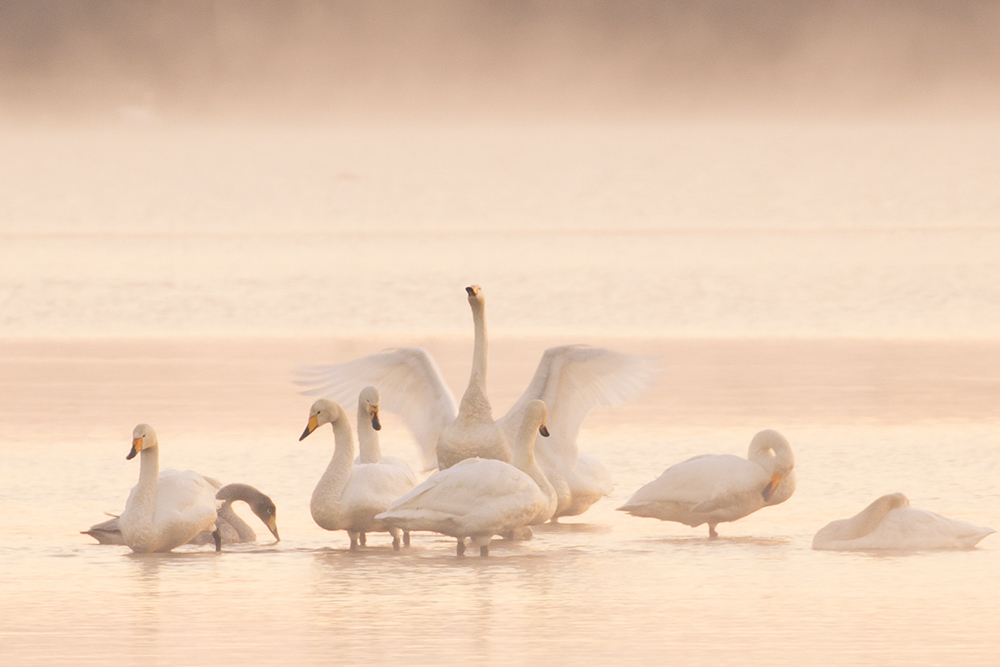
[218,501,256,541]
[467,297,488,396]
[135,447,160,501]
[313,407,355,505]
[357,404,382,464]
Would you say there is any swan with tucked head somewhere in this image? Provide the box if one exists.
[376,400,556,557]
[299,392,416,550]
[84,482,279,546]
[116,424,221,553]
[813,492,995,551]
[618,429,796,538]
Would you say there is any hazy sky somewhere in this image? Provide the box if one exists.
[2,0,999,120]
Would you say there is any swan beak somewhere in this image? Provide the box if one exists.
[266,516,280,542]
[126,437,142,460]
[299,415,319,441]
[371,408,381,431]
[539,424,550,437]
[761,473,782,501]
[466,285,480,297]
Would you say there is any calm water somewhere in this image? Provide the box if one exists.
[1,121,999,665]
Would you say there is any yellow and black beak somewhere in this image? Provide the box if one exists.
[539,424,550,437]
[371,407,381,431]
[466,285,480,297]
[126,436,142,460]
[761,473,782,501]
[266,516,280,542]
[299,414,319,441]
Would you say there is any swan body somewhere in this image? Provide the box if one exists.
[812,493,995,551]
[618,429,795,538]
[116,424,220,553]
[84,483,280,546]
[297,286,656,519]
[299,392,417,550]
[376,400,556,556]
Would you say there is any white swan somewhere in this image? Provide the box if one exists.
[812,492,995,551]
[116,424,221,553]
[618,429,796,538]
[434,285,510,469]
[299,392,417,550]
[376,400,556,556]
[297,286,655,519]
[84,483,279,546]
[353,386,418,547]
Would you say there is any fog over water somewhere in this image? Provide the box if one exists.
[1,3,999,666]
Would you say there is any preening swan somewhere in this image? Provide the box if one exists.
[297,286,655,519]
[812,492,995,551]
[376,400,556,557]
[299,392,417,550]
[618,429,795,538]
[116,424,221,553]
[83,483,280,546]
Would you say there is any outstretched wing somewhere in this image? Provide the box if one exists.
[497,345,658,468]
[295,347,457,469]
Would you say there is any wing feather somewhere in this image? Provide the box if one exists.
[295,347,457,469]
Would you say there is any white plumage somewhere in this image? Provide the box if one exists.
[812,492,995,551]
[299,389,417,550]
[297,286,655,519]
[116,424,220,553]
[618,429,796,538]
[376,399,556,556]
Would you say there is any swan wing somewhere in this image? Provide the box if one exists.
[296,347,457,469]
[816,506,996,550]
[621,454,765,510]
[498,345,657,467]
[154,469,221,534]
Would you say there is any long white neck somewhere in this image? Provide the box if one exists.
[512,420,555,502]
[357,404,382,464]
[133,447,160,513]
[311,405,355,517]
[459,297,493,418]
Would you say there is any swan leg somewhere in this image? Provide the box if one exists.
[403,530,411,547]
[457,538,466,557]
[349,531,359,551]
[212,528,222,552]
[709,524,719,539]
[389,527,401,551]
[480,545,489,557]
[359,532,366,547]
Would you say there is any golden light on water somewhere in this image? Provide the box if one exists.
[1,3,999,666]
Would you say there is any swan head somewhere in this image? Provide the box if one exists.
[522,399,550,439]
[299,398,340,441]
[127,423,158,460]
[748,429,794,501]
[250,493,280,542]
[359,385,381,431]
[465,285,484,308]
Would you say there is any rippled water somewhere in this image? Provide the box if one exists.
[1,121,999,665]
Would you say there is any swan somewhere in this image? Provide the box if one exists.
[353,386,418,547]
[618,429,796,538]
[296,286,655,519]
[376,399,556,556]
[116,423,221,553]
[299,392,417,550]
[812,492,995,551]
[83,483,279,546]
[434,285,510,469]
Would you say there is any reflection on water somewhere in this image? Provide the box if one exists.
[1,339,998,666]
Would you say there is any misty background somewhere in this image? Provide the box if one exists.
[2,0,1000,121]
